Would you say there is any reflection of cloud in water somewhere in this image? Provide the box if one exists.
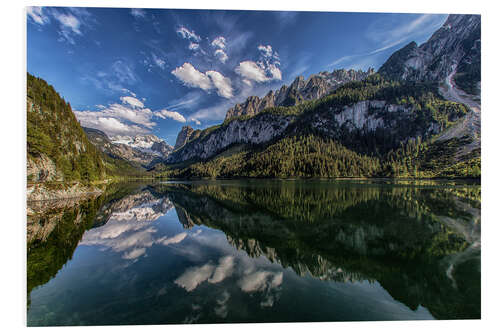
[175,256,235,291]
[209,256,234,283]
[81,211,188,260]
[214,290,230,318]
[122,247,146,260]
[157,232,187,246]
[175,263,216,292]
[237,264,283,308]
[239,270,283,293]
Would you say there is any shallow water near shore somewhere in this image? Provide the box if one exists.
[27,179,480,325]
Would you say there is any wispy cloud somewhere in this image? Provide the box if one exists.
[176,26,201,42]
[329,14,447,70]
[27,7,50,25]
[130,8,146,19]
[155,109,187,123]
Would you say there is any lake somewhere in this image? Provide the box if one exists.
[27,179,481,325]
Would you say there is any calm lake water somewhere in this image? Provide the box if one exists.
[27,179,481,325]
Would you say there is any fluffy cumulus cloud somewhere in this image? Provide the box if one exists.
[74,89,187,136]
[268,63,282,81]
[235,61,270,83]
[206,71,233,98]
[211,36,227,49]
[235,45,282,83]
[176,26,201,42]
[171,63,213,91]
[214,49,228,63]
[155,109,187,123]
[171,63,233,99]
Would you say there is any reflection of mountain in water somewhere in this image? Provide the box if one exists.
[26,182,173,306]
[157,181,480,320]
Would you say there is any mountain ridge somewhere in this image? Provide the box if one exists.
[162,14,480,179]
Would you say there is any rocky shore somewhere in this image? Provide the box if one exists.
[27,182,104,202]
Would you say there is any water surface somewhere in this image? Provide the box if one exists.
[27,180,481,325]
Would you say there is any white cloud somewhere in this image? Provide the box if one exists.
[155,109,187,123]
[120,96,144,108]
[177,26,201,42]
[151,53,166,69]
[214,49,228,63]
[130,8,146,18]
[111,60,138,84]
[189,117,201,125]
[206,71,233,98]
[27,6,49,25]
[171,63,213,91]
[268,64,282,81]
[211,36,226,49]
[171,63,233,99]
[188,42,200,50]
[73,91,162,136]
[74,113,150,137]
[235,61,270,83]
[53,12,81,35]
[258,45,273,58]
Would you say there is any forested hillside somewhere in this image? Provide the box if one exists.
[158,74,478,179]
[27,73,106,183]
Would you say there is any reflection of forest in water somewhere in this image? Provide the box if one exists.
[27,180,480,320]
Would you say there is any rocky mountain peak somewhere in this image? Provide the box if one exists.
[174,125,195,150]
[224,67,374,122]
[378,14,480,90]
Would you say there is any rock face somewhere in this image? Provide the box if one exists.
[84,127,173,168]
[27,153,63,182]
[167,99,438,164]
[174,125,195,150]
[27,182,103,201]
[167,14,480,166]
[167,114,292,163]
[379,14,480,85]
[224,68,374,121]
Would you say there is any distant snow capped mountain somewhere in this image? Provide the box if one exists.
[111,134,168,155]
[84,128,173,168]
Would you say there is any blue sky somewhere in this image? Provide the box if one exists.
[27,7,447,145]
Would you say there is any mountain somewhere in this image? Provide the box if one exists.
[174,125,195,150]
[27,73,106,183]
[225,68,374,121]
[161,14,480,179]
[110,134,173,157]
[379,14,480,95]
[84,129,173,169]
